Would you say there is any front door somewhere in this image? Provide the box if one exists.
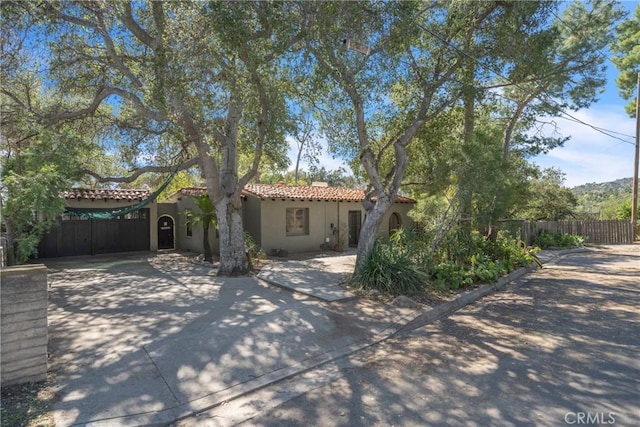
[348,210,362,247]
[157,216,175,249]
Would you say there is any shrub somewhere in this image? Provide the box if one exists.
[352,238,429,296]
[244,232,266,267]
[427,231,541,291]
[430,262,473,290]
[532,230,584,249]
[355,227,542,295]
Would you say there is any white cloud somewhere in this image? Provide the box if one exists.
[532,106,636,188]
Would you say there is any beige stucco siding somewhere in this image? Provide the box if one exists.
[254,197,414,253]
[65,199,158,251]
[174,197,219,255]
[243,196,262,246]
[381,204,414,237]
[259,199,332,253]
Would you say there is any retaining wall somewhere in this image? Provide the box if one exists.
[1,264,48,386]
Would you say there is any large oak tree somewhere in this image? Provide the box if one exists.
[3,1,302,274]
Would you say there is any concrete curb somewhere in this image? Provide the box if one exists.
[257,273,356,302]
[400,264,535,333]
[401,247,592,333]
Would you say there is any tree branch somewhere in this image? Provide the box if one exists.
[238,66,268,192]
[80,157,200,183]
[94,8,144,88]
[43,86,115,124]
[119,1,155,47]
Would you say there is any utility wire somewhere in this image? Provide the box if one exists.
[416,21,636,146]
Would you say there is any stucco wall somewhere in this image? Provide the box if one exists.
[243,197,262,247]
[157,202,178,220]
[1,264,48,386]
[259,199,335,253]
[381,204,415,236]
[175,197,219,255]
[65,199,159,251]
[256,198,414,254]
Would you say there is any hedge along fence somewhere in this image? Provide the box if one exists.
[499,219,635,245]
[1,264,48,386]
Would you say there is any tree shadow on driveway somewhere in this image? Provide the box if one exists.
[45,253,412,426]
[237,248,640,427]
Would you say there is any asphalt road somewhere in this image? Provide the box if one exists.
[179,246,640,427]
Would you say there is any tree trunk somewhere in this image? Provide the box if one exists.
[202,221,212,263]
[294,140,303,185]
[458,101,475,236]
[216,195,249,276]
[458,62,476,237]
[4,222,16,266]
[354,196,392,273]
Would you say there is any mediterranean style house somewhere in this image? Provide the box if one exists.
[37,183,415,258]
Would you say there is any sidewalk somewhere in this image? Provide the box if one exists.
[257,252,356,301]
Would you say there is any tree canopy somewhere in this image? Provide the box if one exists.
[2,1,302,272]
[0,0,626,271]
[611,3,640,116]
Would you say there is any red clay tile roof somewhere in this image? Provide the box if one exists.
[63,188,150,201]
[243,184,415,203]
[175,187,208,197]
[91,185,416,204]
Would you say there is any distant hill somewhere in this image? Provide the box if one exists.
[571,177,634,217]
[572,177,633,201]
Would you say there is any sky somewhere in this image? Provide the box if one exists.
[532,0,638,188]
[287,1,639,189]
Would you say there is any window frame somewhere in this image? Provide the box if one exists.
[286,207,309,236]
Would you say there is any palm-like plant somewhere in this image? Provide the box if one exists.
[185,194,217,263]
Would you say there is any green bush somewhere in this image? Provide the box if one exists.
[352,238,429,296]
[354,228,542,295]
[427,231,540,291]
[244,232,266,266]
[430,262,473,290]
[532,230,584,249]
[480,232,541,269]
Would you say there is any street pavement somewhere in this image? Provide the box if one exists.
[175,246,640,427]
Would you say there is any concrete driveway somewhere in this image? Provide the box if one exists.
[44,252,419,426]
[177,246,640,426]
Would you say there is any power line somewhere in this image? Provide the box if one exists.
[416,20,636,147]
[554,109,635,145]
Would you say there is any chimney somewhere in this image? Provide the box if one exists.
[311,181,329,187]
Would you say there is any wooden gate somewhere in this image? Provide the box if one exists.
[38,209,150,258]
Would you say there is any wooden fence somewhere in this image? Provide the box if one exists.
[512,219,635,245]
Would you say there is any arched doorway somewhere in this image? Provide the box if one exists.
[157,216,175,249]
[389,212,401,236]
